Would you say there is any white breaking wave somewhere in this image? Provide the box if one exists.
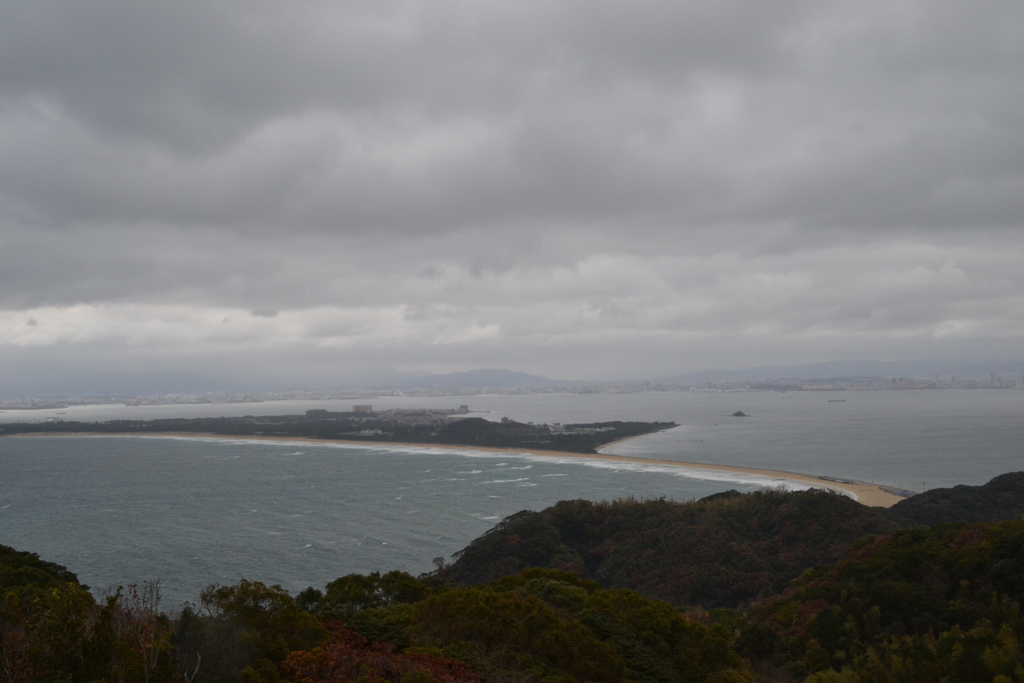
[114,435,838,496]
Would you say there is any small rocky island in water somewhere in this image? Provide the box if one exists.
[0,407,676,454]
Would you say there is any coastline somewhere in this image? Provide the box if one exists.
[11,431,904,507]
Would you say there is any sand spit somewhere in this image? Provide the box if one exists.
[13,431,904,507]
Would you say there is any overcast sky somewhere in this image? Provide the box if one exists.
[1,0,1022,393]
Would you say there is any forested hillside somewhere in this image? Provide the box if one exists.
[5,474,1024,682]
[441,474,1024,609]
[440,489,895,608]
[0,545,82,596]
[886,471,1024,526]
[741,520,1024,681]
[0,555,753,682]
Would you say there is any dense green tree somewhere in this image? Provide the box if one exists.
[0,545,82,598]
[887,472,1024,526]
[12,582,94,681]
[280,621,479,683]
[184,580,328,683]
[315,571,435,619]
[442,490,893,608]
[747,520,1024,680]
[408,569,752,683]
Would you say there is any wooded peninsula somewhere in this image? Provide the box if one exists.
[0,410,677,454]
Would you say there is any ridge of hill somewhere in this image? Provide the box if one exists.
[440,473,1024,609]
[741,519,1024,680]
[0,544,84,597]
[440,489,894,609]
[886,470,1024,526]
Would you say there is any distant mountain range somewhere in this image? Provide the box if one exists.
[394,360,1024,391]
[660,359,1024,383]
[388,368,561,390]
[5,360,1022,400]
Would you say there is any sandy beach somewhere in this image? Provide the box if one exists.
[14,431,904,507]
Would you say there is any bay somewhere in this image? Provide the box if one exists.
[1,389,1022,607]
[0,435,763,608]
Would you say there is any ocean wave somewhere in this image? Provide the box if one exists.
[103,435,837,496]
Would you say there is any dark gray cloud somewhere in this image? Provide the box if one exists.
[1,0,1022,392]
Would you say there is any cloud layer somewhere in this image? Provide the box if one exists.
[2,0,1022,391]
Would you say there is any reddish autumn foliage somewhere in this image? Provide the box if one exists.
[280,621,480,683]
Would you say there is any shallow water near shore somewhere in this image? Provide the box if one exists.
[1,389,1022,607]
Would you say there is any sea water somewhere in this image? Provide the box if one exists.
[1,389,1022,607]
[0,435,772,607]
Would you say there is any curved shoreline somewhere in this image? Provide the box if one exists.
[11,431,904,507]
